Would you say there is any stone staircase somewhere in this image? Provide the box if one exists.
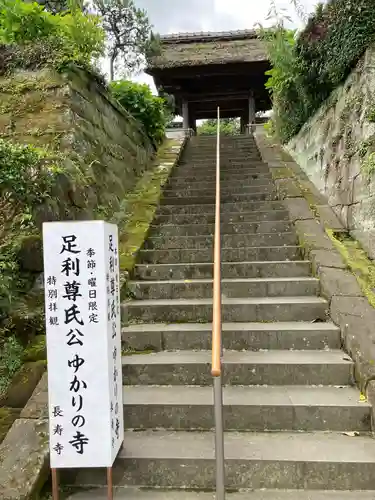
[70,135,375,498]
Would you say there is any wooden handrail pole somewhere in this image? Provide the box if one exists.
[212,105,222,377]
[212,106,225,500]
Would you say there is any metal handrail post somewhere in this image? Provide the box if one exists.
[212,106,225,500]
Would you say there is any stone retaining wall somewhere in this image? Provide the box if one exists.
[286,43,375,259]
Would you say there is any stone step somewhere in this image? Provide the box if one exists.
[138,246,301,264]
[150,220,293,238]
[69,430,375,490]
[143,232,297,250]
[153,210,291,225]
[168,172,273,184]
[157,200,286,215]
[127,277,319,300]
[167,177,273,190]
[121,350,352,386]
[182,150,262,155]
[182,155,262,162]
[133,260,311,281]
[160,192,276,206]
[162,184,275,198]
[173,166,270,178]
[122,296,327,323]
[123,385,370,432]
[65,487,375,500]
[121,321,341,351]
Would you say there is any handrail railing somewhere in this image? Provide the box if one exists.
[212,107,225,500]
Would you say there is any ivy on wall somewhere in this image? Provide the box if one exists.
[263,0,375,142]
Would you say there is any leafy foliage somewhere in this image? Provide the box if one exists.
[0,0,105,71]
[262,0,375,142]
[0,139,61,313]
[110,80,167,147]
[93,0,159,81]
[0,139,60,207]
[198,118,240,136]
[34,0,86,13]
[0,336,23,396]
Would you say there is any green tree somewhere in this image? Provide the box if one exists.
[28,0,84,13]
[93,0,158,81]
[198,118,240,136]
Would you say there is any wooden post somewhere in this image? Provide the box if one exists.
[182,99,189,131]
[107,467,113,500]
[248,94,255,133]
[51,469,59,500]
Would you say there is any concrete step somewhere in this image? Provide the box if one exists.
[181,155,263,163]
[157,200,286,215]
[69,430,375,490]
[153,210,291,225]
[66,487,375,500]
[122,296,327,323]
[162,184,275,198]
[121,350,352,386]
[150,220,293,237]
[167,177,274,190]
[123,385,370,432]
[122,321,341,352]
[138,245,301,264]
[133,261,311,281]
[143,233,297,250]
[173,166,270,178]
[127,277,319,300]
[160,192,277,206]
[168,172,273,184]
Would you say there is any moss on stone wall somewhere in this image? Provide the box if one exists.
[0,63,160,401]
[118,139,184,289]
[327,229,375,308]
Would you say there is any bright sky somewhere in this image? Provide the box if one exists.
[129,0,326,92]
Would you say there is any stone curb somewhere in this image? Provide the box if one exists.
[0,137,187,500]
[0,374,49,500]
[254,130,375,422]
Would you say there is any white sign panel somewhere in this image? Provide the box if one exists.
[43,221,124,469]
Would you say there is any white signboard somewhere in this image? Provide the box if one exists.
[43,221,124,469]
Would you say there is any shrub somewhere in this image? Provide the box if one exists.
[0,0,105,71]
[262,0,375,142]
[0,139,62,317]
[0,336,23,396]
[110,80,167,147]
[0,139,60,208]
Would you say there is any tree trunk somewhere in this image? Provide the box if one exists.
[109,51,117,82]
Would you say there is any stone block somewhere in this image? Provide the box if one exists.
[366,380,375,430]
[0,419,49,500]
[21,373,48,420]
[0,408,21,445]
[0,362,46,409]
[319,267,363,300]
[309,249,346,275]
[351,228,375,260]
[330,295,375,389]
[316,205,345,230]
[298,179,327,205]
[275,178,301,199]
[284,198,314,222]
[294,219,335,256]
[269,166,295,179]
